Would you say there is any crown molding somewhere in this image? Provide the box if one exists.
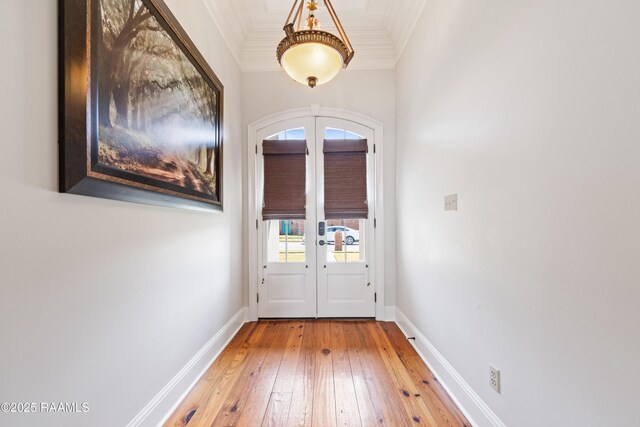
[385,0,427,62]
[201,0,425,72]
[202,0,252,67]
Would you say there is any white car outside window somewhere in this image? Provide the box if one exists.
[326,226,359,245]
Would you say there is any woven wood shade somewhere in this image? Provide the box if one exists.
[323,139,368,219]
[262,140,307,220]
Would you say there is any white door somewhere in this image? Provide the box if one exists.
[257,117,317,318]
[257,117,375,318]
[315,117,375,317]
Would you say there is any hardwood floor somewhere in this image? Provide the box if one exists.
[164,320,470,427]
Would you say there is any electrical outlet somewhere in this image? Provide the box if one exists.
[444,194,458,211]
[489,365,501,393]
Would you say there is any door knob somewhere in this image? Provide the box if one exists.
[319,240,326,246]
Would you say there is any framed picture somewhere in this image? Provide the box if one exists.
[59,0,223,212]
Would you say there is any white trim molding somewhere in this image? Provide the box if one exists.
[200,0,425,71]
[127,308,247,427]
[395,309,507,427]
[247,106,385,321]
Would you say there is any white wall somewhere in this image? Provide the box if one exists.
[0,1,243,426]
[242,69,397,308]
[395,0,640,426]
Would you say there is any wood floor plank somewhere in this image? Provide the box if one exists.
[366,322,439,426]
[272,321,306,393]
[212,321,292,426]
[162,322,260,427]
[180,322,276,427]
[355,322,413,427]
[342,322,389,426]
[311,321,337,427]
[235,321,304,426]
[165,320,469,427]
[262,392,293,427]
[330,322,362,427]
[380,322,471,427]
[285,321,316,427]
[256,320,305,427]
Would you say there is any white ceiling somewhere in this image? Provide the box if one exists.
[202,0,426,71]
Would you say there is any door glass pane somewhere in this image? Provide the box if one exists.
[267,128,305,141]
[266,220,306,263]
[325,219,365,263]
[323,128,366,264]
[264,127,307,263]
[325,128,363,140]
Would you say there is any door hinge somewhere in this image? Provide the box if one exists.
[373,144,376,153]
[374,218,377,228]
[257,293,259,303]
[255,145,258,154]
[374,292,377,303]
[256,219,258,229]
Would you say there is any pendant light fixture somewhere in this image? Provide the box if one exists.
[277,0,354,88]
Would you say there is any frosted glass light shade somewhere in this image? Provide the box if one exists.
[281,42,344,87]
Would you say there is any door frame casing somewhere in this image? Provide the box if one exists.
[247,106,385,321]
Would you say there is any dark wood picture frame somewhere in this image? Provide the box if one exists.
[59,0,224,212]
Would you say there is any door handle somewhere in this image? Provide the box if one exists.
[319,240,326,246]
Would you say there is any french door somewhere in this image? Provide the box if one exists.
[256,117,375,318]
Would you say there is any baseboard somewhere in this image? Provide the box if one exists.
[394,308,506,427]
[384,305,396,321]
[127,307,247,427]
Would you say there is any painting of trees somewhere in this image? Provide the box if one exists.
[96,0,221,198]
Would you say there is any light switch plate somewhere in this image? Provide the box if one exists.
[444,194,458,211]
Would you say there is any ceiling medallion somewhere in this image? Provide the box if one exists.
[277,0,355,88]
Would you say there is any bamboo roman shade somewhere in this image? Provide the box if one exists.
[323,139,368,219]
[262,139,307,220]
